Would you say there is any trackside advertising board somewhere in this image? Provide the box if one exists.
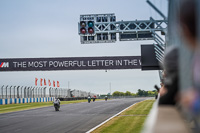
[0,56,141,71]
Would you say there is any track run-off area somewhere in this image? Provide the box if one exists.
[0,98,150,133]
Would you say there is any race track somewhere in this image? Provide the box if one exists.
[0,98,149,133]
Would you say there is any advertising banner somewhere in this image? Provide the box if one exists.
[0,56,141,71]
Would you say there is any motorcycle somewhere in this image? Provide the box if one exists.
[88,97,91,103]
[54,103,60,111]
[93,98,95,102]
[105,97,108,101]
[54,99,60,111]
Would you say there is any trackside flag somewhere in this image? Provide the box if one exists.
[35,78,38,86]
[48,79,51,86]
[57,81,60,87]
[40,78,43,86]
[44,79,46,86]
[53,80,55,87]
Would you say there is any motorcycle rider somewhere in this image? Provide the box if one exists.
[53,98,60,111]
[88,96,91,103]
[92,95,96,102]
[105,96,108,101]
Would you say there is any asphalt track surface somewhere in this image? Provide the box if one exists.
[0,98,149,133]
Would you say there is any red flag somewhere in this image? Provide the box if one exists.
[40,78,43,86]
[53,80,55,87]
[48,79,51,86]
[57,81,60,87]
[35,78,38,86]
[44,79,46,86]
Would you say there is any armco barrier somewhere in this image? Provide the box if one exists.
[0,99,2,105]
[0,97,55,105]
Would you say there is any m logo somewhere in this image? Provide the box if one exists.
[0,62,9,68]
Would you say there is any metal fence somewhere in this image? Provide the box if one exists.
[0,85,96,99]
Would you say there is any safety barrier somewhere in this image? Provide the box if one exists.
[0,97,55,105]
[0,85,98,105]
[0,85,97,99]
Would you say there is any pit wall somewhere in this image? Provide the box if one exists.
[0,97,55,105]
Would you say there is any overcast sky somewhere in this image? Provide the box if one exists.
[0,0,168,94]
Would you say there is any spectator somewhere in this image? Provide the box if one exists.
[159,46,179,105]
[179,0,200,115]
[159,82,167,97]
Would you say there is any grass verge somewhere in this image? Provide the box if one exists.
[0,99,103,114]
[92,100,155,133]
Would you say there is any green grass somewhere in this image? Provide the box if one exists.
[0,99,102,114]
[92,100,155,133]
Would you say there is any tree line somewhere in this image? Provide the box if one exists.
[112,89,157,97]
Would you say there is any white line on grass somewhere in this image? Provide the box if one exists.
[86,100,142,133]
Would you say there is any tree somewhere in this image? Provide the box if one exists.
[143,91,148,96]
[112,91,120,96]
[137,89,143,96]
[131,93,136,96]
[125,91,132,96]
[119,92,125,96]
[112,89,156,97]
[112,91,125,96]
